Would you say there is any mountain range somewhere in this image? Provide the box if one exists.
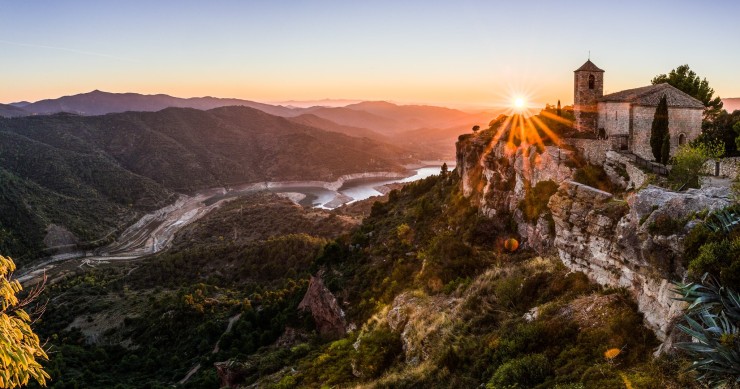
[4,90,496,158]
[0,105,412,262]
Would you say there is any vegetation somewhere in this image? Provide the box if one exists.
[0,255,49,388]
[700,109,740,157]
[23,170,698,388]
[668,140,725,190]
[518,180,559,222]
[674,275,740,388]
[650,95,670,163]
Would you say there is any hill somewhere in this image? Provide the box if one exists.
[19,90,298,117]
[0,106,412,262]
[0,103,28,118]
[723,97,740,113]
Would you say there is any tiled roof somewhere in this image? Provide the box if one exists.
[574,60,604,72]
[598,83,705,109]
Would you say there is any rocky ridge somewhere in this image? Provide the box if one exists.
[456,131,734,345]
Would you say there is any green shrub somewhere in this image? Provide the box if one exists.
[518,180,559,222]
[647,212,687,236]
[352,325,403,378]
[487,353,551,388]
[689,237,740,286]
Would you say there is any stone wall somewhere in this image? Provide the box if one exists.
[597,102,631,136]
[631,106,703,161]
[705,157,740,179]
[564,138,611,165]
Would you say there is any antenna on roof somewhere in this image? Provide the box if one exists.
[588,50,591,60]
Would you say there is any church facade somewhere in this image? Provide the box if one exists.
[573,60,704,161]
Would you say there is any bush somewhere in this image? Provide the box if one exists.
[518,180,559,222]
[487,353,551,388]
[668,140,724,190]
[688,237,740,286]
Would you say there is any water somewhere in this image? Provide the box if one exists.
[336,166,443,205]
[207,165,452,209]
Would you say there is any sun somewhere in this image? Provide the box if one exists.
[513,97,527,110]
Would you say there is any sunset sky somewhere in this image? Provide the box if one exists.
[2,0,738,109]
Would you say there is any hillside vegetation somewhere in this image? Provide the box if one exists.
[27,175,695,388]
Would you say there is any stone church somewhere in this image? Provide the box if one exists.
[573,59,704,161]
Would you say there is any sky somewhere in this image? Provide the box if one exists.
[2,0,739,109]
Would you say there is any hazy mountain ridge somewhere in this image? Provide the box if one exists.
[3,90,495,158]
[723,97,740,113]
[0,103,28,118]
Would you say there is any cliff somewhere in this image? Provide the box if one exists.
[456,130,734,345]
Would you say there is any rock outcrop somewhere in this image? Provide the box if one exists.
[456,135,575,253]
[456,130,734,346]
[548,181,732,341]
[298,275,346,338]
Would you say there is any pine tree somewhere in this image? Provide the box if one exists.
[650,95,669,162]
[661,133,671,165]
[557,100,561,117]
[440,163,448,177]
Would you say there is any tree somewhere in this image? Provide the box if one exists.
[668,140,724,189]
[660,133,671,165]
[472,125,480,133]
[652,64,723,121]
[440,163,448,177]
[0,254,49,388]
[556,100,561,117]
[650,95,669,162]
[734,121,740,151]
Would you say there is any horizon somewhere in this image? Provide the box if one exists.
[2,1,739,109]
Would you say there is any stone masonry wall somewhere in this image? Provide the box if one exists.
[705,157,740,180]
[564,138,611,165]
[597,102,631,136]
[631,106,703,161]
[574,71,604,133]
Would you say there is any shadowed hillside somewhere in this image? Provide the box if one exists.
[0,106,412,262]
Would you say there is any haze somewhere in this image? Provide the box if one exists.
[2,0,739,108]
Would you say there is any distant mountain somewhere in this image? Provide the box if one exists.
[10,90,497,158]
[19,90,299,117]
[0,103,28,118]
[723,98,740,113]
[345,101,492,130]
[0,106,413,262]
[288,113,390,142]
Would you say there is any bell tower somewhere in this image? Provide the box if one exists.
[573,59,604,133]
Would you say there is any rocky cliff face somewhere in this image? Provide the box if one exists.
[456,134,575,253]
[548,182,732,341]
[456,132,734,344]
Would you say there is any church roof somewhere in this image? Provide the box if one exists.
[598,83,705,109]
[574,60,604,72]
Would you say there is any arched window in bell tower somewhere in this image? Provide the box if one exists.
[588,74,595,89]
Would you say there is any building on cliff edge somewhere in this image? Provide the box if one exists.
[573,59,704,161]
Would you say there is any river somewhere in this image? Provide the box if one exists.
[267,166,447,208]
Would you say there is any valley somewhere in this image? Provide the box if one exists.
[16,166,447,287]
